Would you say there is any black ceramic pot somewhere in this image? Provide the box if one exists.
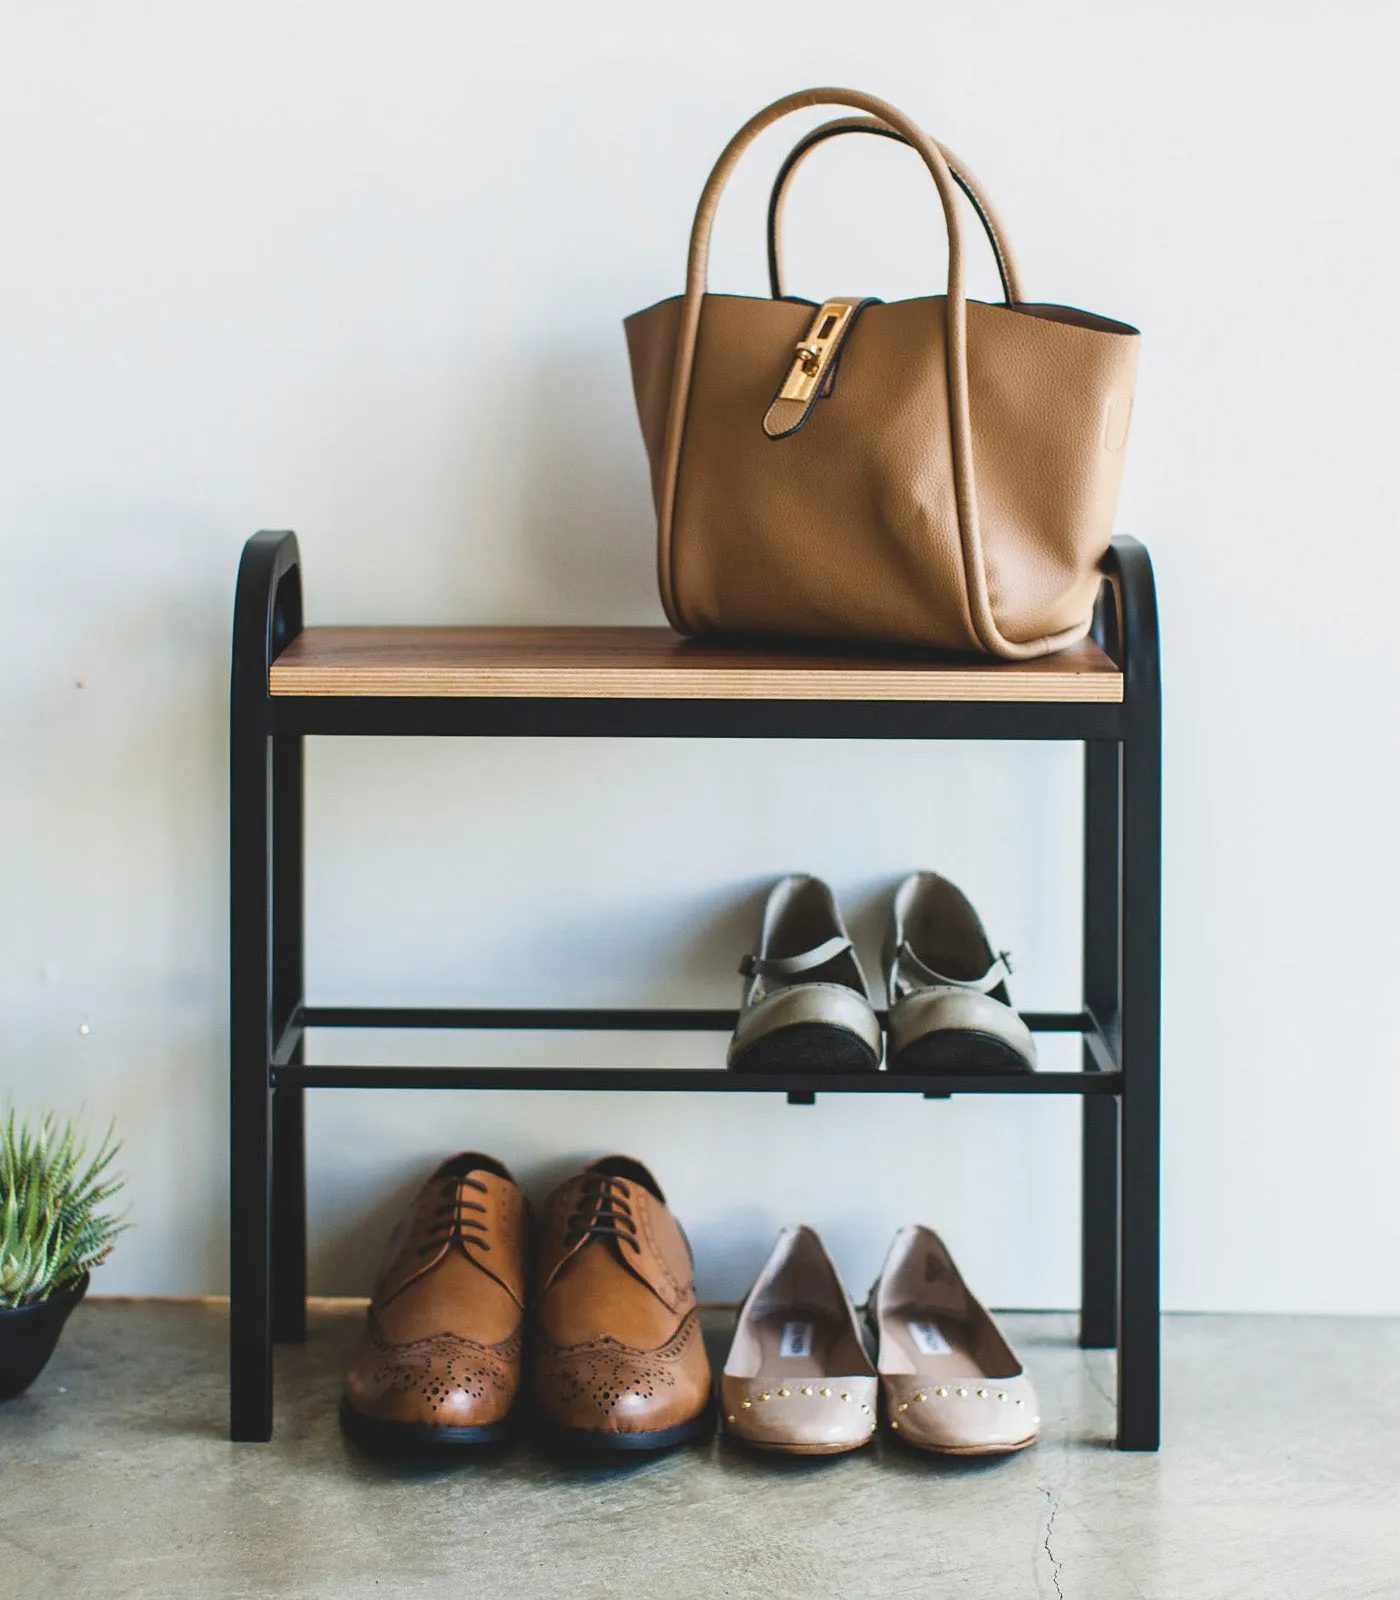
[0,1272,89,1400]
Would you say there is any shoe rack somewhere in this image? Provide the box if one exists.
[228,531,1161,1449]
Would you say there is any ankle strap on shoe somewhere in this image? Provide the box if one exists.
[894,941,1013,994]
[740,934,853,978]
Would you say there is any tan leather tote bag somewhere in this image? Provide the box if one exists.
[624,88,1140,658]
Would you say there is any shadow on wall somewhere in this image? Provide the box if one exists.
[305,864,940,1299]
[308,876,777,1295]
[487,345,661,625]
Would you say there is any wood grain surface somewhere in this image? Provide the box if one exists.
[268,626,1123,702]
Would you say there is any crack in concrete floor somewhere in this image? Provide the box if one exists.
[1038,1483,1066,1600]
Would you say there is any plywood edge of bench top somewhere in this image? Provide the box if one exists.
[268,626,1124,703]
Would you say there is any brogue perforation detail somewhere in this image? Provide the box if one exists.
[364,1326,522,1415]
[535,1310,701,1419]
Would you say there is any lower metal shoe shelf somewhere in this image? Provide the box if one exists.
[279,1064,1119,1095]
[279,1006,1119,1096]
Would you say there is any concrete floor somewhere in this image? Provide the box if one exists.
[2,1302,1397,1600]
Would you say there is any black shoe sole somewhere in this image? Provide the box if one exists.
[533,1404,715,1454]
[339,1398,512,1451]
[730,1022,880,1075]
[887,1030,1033,1075]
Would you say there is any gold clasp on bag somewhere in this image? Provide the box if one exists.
[777,300,858,403]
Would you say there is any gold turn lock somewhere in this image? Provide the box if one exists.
[777,300,859,403]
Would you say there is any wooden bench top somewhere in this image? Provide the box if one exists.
[268,626,1123,703]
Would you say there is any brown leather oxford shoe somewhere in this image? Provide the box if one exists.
[341,1153,526,1448]
[531,1156,713,1450]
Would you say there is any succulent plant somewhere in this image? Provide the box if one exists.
[0,1108,127,1309]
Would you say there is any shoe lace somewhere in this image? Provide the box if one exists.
[564,1174,641,1256]
[419,1175,492,1257]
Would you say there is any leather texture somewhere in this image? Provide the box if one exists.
[722,1225,877,1454]
[341,1153,526,1436]
[531,1156,712,1442]
[871,1225,1039,1454]
[883,872,1037,1073]
[624,87,1140,659]
[729,874,881,1073]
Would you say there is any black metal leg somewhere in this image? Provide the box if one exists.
[1114,547,1162,1451]
[270,730,307,1344]
[1081,1097,1120,1350]
[230,534,303,1441]
[229,714,274,1440]
[1081,740,1121,1348]
[271,1085,306,1343]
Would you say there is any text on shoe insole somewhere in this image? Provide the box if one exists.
[908,1320,952,1356]
[779,1321,813,1358]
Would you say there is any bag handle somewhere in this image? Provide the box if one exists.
[764,117,1023,306]
[657,88,1012,653]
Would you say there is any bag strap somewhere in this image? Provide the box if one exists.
[655,87,1068,659]
[765,117,1023,307]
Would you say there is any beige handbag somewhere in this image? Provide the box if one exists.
[624,88,1140,659]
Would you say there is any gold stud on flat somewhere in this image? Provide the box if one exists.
[977,1388,990,1399]
[740,1400,752,1409]
[914,1391,926,1403]
[777,1387,790,1397]
[997,1392,1008,1402]
[840,1392,851,1402]
[1016,1398,1025,1407]
[726,1414,735,1423]
[935,1386,949,1397]
[891,1419,900,1430]
[860,1403,871,1414]
[898,1402,909,1412]
[956,1387,968,1397]
[801,1386,814,1396]
[820,1387,832,1397]
[758,1392,770,1402]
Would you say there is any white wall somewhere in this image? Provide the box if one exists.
[3,1,1398,1313]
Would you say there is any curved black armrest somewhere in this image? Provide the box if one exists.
[1096,536,1159,707]
[232,532,303,706]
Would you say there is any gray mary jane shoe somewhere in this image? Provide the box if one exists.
[728,876,881,1074]
[883,873,1036,1074]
